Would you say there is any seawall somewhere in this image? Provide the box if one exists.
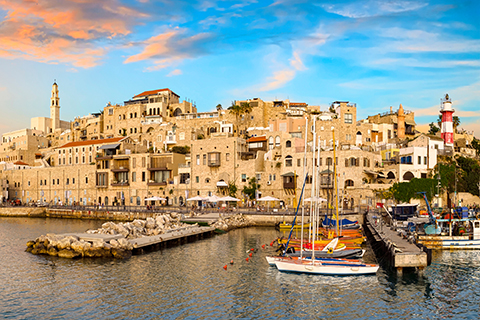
[0,207,363,226]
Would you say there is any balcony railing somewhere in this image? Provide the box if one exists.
[283,182,296,189]
[110,181,129,186]
[208,160,221,167]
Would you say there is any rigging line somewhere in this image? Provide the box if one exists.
[283,170,310,257]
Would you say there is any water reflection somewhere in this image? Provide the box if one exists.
[1,218,480,319]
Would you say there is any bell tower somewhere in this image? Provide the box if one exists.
[397,104,405,139]
[50,81,60,132]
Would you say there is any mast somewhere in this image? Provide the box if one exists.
[333,128,340,236]
[300,117,308,259]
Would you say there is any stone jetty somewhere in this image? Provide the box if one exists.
[26,213,253,259]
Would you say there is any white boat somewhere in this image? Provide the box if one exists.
[266,252,365,266]
[275,259,379,276]
[417,219,480,249]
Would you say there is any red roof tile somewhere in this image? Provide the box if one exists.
[58,137,124,149]
[247,136,267,142]
[133,88,179,99]
[14,161,29,166]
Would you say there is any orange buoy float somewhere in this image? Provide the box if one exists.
[223,265,227,270]
[246,257,249,262]
[249,253,252,257]
[230,260,234,265]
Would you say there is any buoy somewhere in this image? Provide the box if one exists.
[249,253,252,257]
[246,257,249,262]
[270,242,274,246]
[250,248,254,251]
[262,244,266,249]
[230,260,234,265]
[223,265,227,270]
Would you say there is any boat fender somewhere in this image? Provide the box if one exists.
[249,253,252,257]
[230,260,234,265]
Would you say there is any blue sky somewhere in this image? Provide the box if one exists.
[0,0,478,136]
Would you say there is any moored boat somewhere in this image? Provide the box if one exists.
[274,259,379,275]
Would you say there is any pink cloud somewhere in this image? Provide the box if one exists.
[124,28,213,69]
[0,0,147,67]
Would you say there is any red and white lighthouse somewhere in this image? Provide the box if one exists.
[440,94,454,147]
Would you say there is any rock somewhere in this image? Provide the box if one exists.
[47,245,58,256]
[57,249,81,259]
[132,219,146,229]
[145,217,156,229]
[112,248,132,259]
[26,240,35,248]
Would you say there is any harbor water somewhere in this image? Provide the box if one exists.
[1,217,480,319]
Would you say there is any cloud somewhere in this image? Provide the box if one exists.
[0,0,147,67]
[124,28,214,69]
[322,0,428,18]
[167,69,182,76]
[259,69,296,91]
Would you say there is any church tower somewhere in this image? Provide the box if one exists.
[397,104,405,139]
[50,81,60,132]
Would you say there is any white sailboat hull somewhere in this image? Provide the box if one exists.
[275,260,379,275]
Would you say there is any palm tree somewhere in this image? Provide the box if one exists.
[453,116,461,133]
[228,101,242,135]
[240,102,253,138]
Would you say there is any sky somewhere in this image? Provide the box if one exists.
[0,0,479,137]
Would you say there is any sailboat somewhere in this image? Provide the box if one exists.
[274,127,378,276]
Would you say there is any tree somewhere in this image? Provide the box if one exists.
[437,114,442,129]
[243,177,260,200]
[453,116,461,133]
[456,156,480,196]
[471,138,480,157]
[171,145,190,154]
[216,104,222,111]
[240,102,253,138]
[428,122,440,135]
[389,178,437,203]
[227,101,242,135]
[228,181,238,197]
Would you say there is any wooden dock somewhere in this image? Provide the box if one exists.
[129,226,215,254]
[364,212,429,273]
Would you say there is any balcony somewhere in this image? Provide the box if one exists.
[165,135,176,144]
[111,159,129,172]
[147,181,167,186]
[111,180,129,186]
[283,181,296,189]
[208,152,221,167]
[148,157,172,171]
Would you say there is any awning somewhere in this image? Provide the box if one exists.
[99,143,120,150]
[319,169,333,174]
[405,120,416,126]
[364,170,378,175]
[216,181,228,187]
[281,172,298,177]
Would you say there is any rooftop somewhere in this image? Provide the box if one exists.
[133,88,179,99]
[58,137,124,149]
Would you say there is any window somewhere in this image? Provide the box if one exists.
[196,176,199,183]
[53,179,55,185]
[344,113,353,124]
[132,172,136,182]
[142,172,146,182]
[196,155,200,165]
[285,155,293,167]
[418,156,421,165]
[269,136,274,150]
[424,156,427,165]
[108,108,113,115]
[57,179,59,184]
[203,154,206,165]
[275,136,281,147]
[85,177,88,184]
[72,178,75,184]
[286,140,292,148]
[297,159,301,166]
[66,178,69,185]
[242,174,247,182]
[226,153,230,161]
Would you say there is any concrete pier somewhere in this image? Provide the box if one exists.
[364,212,429,273]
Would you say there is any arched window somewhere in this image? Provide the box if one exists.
[345,179,354,187]
[104,197,108,205]
[403,171,414,181]
[387,171,395,179]
[137,196,141,205]
[275,136,281,147]
[269,136,274,150]
[286,140,292,148]
[205,178,211,183]
[285,155,293,167]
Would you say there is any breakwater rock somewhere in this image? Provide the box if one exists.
[26,213,193,259]
[210,214,254,231]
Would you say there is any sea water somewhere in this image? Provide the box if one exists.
[0,217,479,319]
